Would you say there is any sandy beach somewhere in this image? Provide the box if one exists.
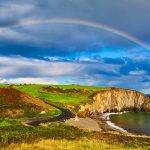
[66,114,129,135]
[66,117,101,131]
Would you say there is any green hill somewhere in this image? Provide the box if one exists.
[0,87,58,119]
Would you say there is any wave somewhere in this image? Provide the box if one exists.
[103,112,128,133]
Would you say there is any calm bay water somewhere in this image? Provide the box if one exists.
[110,112,150,136]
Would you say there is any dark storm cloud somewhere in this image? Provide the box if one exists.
[1,0,150,43]
[0,0,150,92]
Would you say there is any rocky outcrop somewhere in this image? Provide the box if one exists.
[78,89,150,117]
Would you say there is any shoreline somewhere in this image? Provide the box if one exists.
[67,111,144,136]
[101,112,128,133]
[66,112,129,135]
[90,113,129,135]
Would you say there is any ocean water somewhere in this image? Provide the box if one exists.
[110,112,150,136]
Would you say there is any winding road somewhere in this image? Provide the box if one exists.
[25,102,75,126]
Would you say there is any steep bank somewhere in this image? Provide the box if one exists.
[0,88,55,118]
[78,88,150,117]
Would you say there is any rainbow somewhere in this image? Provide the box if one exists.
[1,18,150,50]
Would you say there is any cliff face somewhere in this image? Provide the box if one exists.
[78,89,150,117]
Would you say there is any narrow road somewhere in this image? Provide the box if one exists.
[25,101,75,126]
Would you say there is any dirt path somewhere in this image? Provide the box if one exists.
[23,102,75,126]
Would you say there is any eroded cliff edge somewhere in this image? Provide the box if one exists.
[78,88,150,117]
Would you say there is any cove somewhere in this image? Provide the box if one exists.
[110,112,150,136]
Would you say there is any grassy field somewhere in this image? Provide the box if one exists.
[0,84,150,150]
[7,84,107,105]
[0,122,150,150]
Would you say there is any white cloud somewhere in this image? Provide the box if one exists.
[140,89,150,94]
[129,70,146,76]
[0,56,82,77]
[0,28,33,42]
[0,56,149,93]
[44,56,62,61]
[0,56,121,78]
[0,77,58,84]
[0,3,34,20]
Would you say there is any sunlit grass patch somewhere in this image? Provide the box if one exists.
[0,120,15,127]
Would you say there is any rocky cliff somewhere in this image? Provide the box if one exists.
[78,88,150,117]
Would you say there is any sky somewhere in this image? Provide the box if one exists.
[0,0,150,93]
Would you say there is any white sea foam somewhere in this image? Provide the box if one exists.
[106,120,127,132]
[103,112,128,132]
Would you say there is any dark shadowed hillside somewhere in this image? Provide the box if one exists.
[0,88,55,118]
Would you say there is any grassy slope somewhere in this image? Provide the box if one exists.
[0,86,61,131]
[12,84,108,114]
[0,84,150,150]
[11,84,107,104]
[0,87,61,119]
[1,123,150,150]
